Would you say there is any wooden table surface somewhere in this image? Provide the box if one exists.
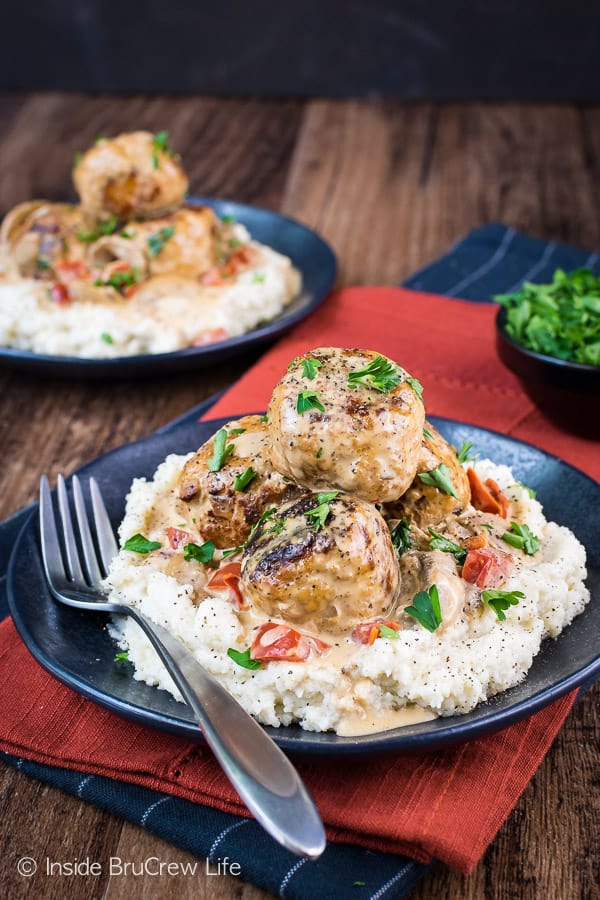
[0,94,598,900]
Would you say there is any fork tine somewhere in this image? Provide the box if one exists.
[72,475,103,587]
[56,474,85,583]
[39,475,67,589]
[89,477,118,575]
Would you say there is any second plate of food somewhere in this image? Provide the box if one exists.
[8,415,599,755]
[0,196,336,378]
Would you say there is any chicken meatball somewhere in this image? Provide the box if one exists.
[0,201,84,278]
[385,421,471,527]
[267,348,425,503]
[241,492,400,633]
[177,415,302,549]
[73,131,188,223]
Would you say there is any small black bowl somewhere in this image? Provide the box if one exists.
[495,306,600,437]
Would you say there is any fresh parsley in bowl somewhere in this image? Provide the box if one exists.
[495,268,600,399]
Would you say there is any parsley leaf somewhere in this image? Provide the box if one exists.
[208,428,235,472]
[301,357,323,379]
[100,332,114,344]
[183,541,215,564]
[306,491,339,531]
[252,272,266,283]
[378,624,400,639]
[221,214,236,224]
[114,651,129,662]
[390,517,411,559]
[482,589,525,621]
[151,130,172,168]
[93,267,141,292]
[508,481,537,499]
[36,258,51,270]
[316,446,323,458]
[418,463,459,499]
[502,522,540,555]
[147,225,175,257]
[77,214,119,243]
[404,584,443,632]
[347,355,401,393]
[228,428,246,436]
[73,152,83,169]
[297,390,325,413]
[456,440,479,464]
[122,533,161,554]
[404,373,424,403]
[120,228,137,239]
[228,237,242,249]
[227,647,262,670]
[423,426,434,440]
[427,528,467,563]
[234,466,258,492]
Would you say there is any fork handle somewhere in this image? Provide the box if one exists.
[128,608,326,859]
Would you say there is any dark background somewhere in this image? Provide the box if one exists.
[3,0,599,99]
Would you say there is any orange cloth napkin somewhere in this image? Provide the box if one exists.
[0,287,596,874]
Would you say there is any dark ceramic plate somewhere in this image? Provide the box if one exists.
[8,416,600,755]
[0,198,336,378]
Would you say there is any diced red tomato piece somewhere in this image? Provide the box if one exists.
[251,622,330,662]
[467,468,510,518]
[50,282,70,304]
[462,547,514,588]
[193,328,229,346]
[54,259,88,282]
[351,620,401,645]
[207,562,247,610]
[167,527,192,550]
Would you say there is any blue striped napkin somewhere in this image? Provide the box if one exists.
[1,223,596,899]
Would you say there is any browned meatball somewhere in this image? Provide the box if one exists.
[177,415,302,549]
[73,131,188,222]
[267,347,425,503]
[240,492,400,634]
[385,421,471,527]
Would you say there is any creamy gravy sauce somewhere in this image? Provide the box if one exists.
[336,705,436,737]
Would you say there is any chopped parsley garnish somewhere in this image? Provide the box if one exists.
[482,589,525,621]
[404,373,424,403]
[227,647,262,670]
[183,541,216,564]
[222,545,243,558]
[502,522,540,555]
[508,481,537,499]
[347,355,400,393]
[456,440,478,464]
[114,651,129,663]
[404,584,442,632]
[77,214,119,243]
[481,523,494,532]
[301,357,323,379]
[378,624,400,639]
[73,152,83,169]
[221,214,236,224]
[120,229,137,239]
[423,426,434,440]
[260,413,269,423]
[390,517,411,559]
[122,533,161,554]
[94,135,107,144]
[234,507,283,554]
[151,130,172,168]
[94,267,141,292]
[228,428,246,436]
[208,428,235,472]
[36,258,51,270]
[228,237,242,249]
[353,882,366,888]
[496,267,600,366]
[306,491,339,531]
[316,446,323,458]
[428,528,467,563]
[100,332,114,344]
[252,272,266,283]
[147,225,175,257]
[297,390,325,413]
[418,463,459,499]
[234,466,258,492]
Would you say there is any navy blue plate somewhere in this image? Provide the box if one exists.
[0,198,336,378]
[7,416,599,755]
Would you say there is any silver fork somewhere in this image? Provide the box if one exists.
[39,473,326,859]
